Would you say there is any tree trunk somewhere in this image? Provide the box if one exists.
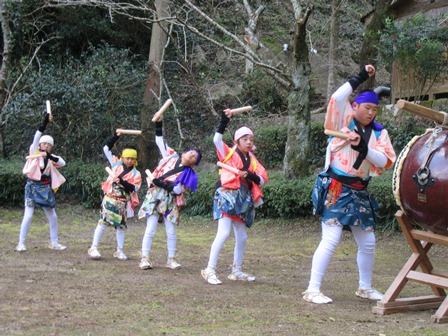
[0,2,13,158]
[283,4,313,178]
[359,0,392,90]
[138,0,170,171]
[327,0,341,100]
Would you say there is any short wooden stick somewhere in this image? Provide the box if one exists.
[230,106,252,115]
[151,99,173,122]
[217,161,240,174]
[324,129,350,140]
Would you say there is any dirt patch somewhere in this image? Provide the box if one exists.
[0,205,447,335]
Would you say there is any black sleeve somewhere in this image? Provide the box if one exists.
[38,113,50,132]
[348,66,370,91]
[155,121,163,136]
[47,153,59,163]
[105,133,119,149]
[152,178,174,192]
[245,171,261,185]
[118,178,136,193]
[216,111,230,134]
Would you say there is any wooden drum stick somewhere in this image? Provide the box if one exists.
[105,167,115,178]
[324,129,350,140]
[217,161,240,175]
[117,129,142,135]
[151,99,173,122]
[229,106,252,115]
[26,153,42,160]
[397,99,447,124]
[46,100,52,115]
[145,169,154,180]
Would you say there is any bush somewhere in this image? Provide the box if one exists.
[0,158,399,230]
[60,160,105,208]
[0,158,26,206]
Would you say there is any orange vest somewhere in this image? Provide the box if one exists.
[218,145,268,202]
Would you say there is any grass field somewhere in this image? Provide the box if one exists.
[1,204,447,336]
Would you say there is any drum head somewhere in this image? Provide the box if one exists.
[396,129,448,236]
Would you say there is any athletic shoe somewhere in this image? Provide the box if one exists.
[49,243,67,250]
[166,258,181,269]
[302,290,333,304]
[113,249,128,260]
[15,243,27,252]
[201,268,222,285]
[88,247,101,260]
[227,270,256,282]
[139,257,153,270]
[355,288,384,301]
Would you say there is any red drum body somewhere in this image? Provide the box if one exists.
[392,128,448,236]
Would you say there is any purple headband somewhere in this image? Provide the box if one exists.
[354,91,379,106]
[185,149,201,166]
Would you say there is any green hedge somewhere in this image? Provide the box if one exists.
[0,158,399,229]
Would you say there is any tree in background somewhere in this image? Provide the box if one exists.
[358,0,393,90]
[378,13,448,101]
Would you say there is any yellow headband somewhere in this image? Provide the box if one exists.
[121,148,138,159]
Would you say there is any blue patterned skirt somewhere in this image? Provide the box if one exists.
[213,183,255,228]
[24,179,56,208]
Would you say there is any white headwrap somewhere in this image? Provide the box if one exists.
[39,135,54,146]
[234,126,253,141]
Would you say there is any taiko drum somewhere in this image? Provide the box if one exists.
[392,128,448,236]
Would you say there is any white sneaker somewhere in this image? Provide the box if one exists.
[355,288,384,301]
[15,243,27,252]
[166,258,181,269]
[228,270,256,282]
[201,268,222,285]
[88,247,101,260]
[139,257,153,270]
[302,290,333,304]
[49,243,67,250]
[113,249,128,260]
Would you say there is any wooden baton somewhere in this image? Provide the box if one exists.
[46,100,52,115]
[145,169,154,180]
[117,129,142,135]
[397,99,447,124]
[26,153,42,160]
[217,161,240,175]
[105,167,115,178]
[324,129,350,140]
[229,106,252,115]
[151,99,173,122]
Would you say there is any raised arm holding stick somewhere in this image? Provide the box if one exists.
[304,64,396,304]
[17,104,67,253]
[201,105,268,285]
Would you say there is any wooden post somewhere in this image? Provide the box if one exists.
[372,210,448,323]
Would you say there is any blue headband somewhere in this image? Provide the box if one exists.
[354,91,379,105]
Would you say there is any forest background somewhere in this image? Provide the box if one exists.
[0,0,447,230]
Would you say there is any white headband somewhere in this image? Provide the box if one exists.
[39,135,54,146]
[234,126,253,141]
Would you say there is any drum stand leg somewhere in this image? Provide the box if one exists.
[372,210,448,323]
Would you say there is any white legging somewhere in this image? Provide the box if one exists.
[307,222,376,292]
[207,217,248,271]
[18,206,59,245]
[91,223,126,250]
[141,214,177,258]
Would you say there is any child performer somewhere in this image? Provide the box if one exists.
[88,129,142,260]
[138,119,201,270]
[303,64,396,304]
[16,112,67,252]
[201,108,268,285]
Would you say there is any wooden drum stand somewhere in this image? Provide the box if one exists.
[372,210,448,323]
